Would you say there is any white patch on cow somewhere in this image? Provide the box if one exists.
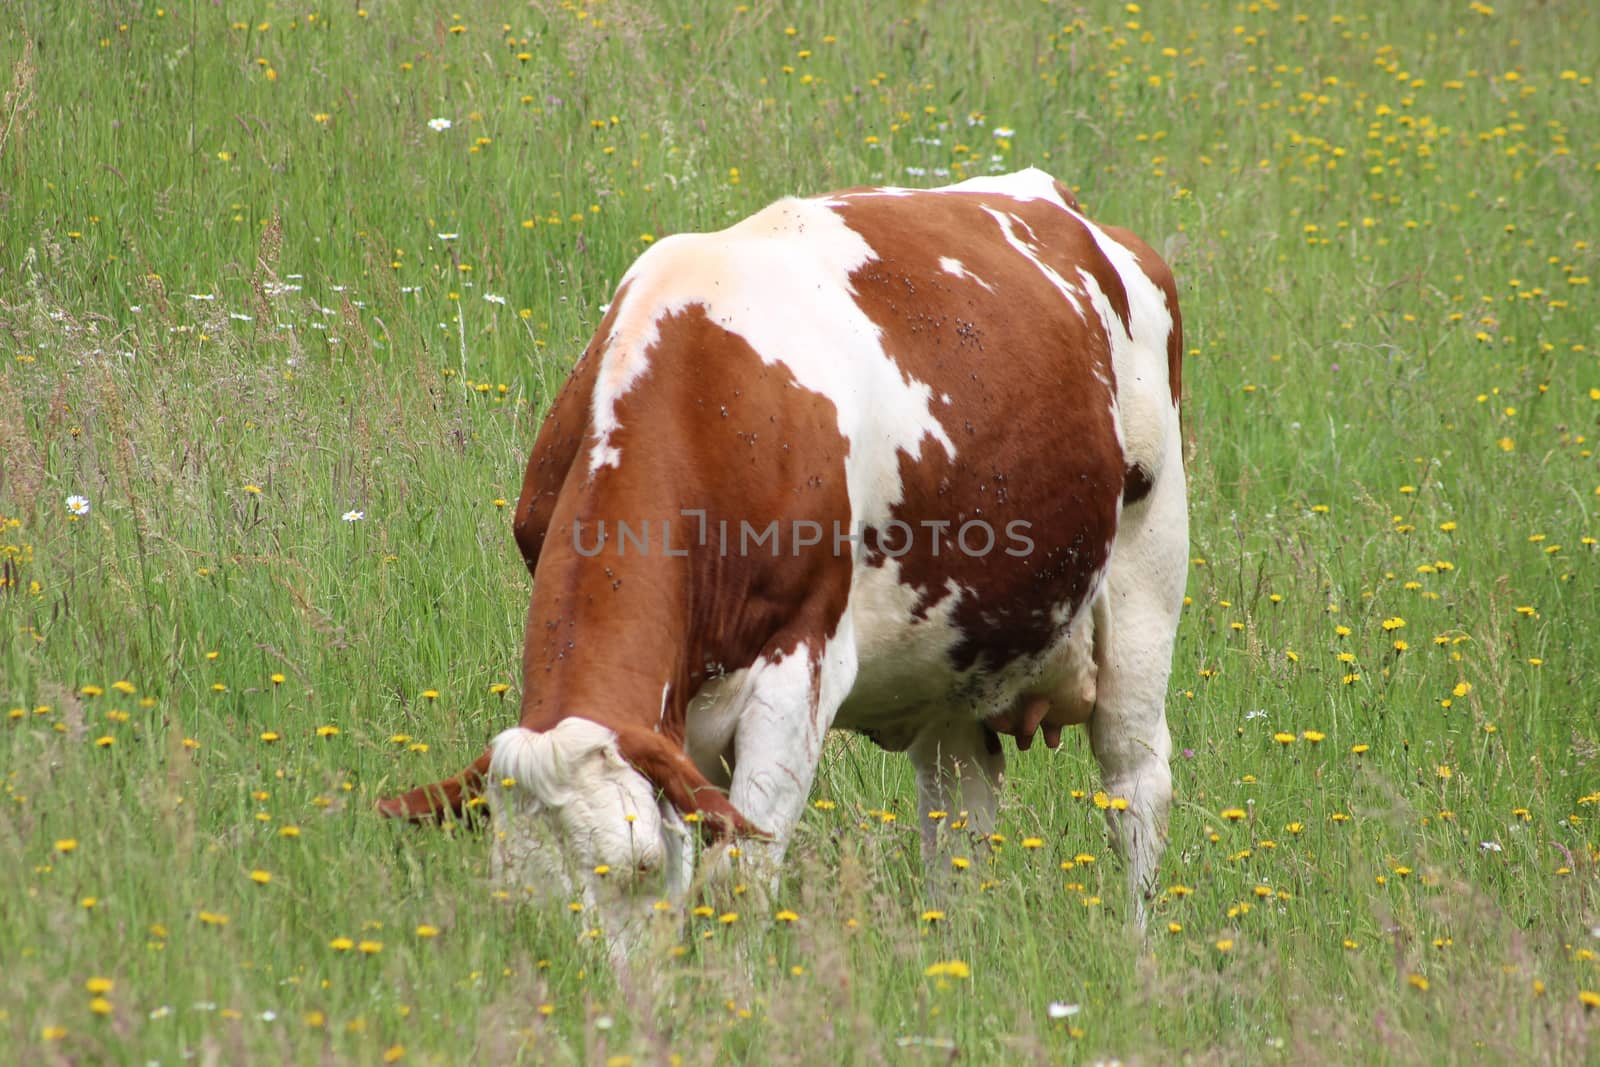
[845,168,1071,209]
[937,256,995,292]
[726,645,825,833]
[1086,402,1186,917]
[682,668,750,789]
[841,563,971,725]
[1064,211,1178,487]
[657,681,671,728]
[710,635,858,900]
[980,206,1088,321]
[586,201,955,524]
[486,720,667,904]
[930,167,1073,207]
[840,551,1109,748]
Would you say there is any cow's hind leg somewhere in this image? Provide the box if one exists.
[907,718,1005,881]
[1089,433,1187,925]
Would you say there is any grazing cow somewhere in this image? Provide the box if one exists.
[380,167,1186,943]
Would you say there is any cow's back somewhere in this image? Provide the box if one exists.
[560,169,1181,742]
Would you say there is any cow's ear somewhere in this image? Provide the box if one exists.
[611,726,768,841]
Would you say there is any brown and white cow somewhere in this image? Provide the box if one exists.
[380,167,1186,942]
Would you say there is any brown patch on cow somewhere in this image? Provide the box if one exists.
[830,191,1128,673]
[509,304,853,832]
[510,283,631,574]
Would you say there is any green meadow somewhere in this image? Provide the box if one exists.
[2,0,1597,1062]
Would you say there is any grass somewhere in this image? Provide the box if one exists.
[1,0,1597,1062]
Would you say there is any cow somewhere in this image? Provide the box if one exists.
[379,167,1186,948]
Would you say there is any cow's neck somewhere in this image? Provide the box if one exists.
[510,508,775,836]
[515,529,698,739]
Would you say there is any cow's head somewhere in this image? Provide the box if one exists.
[485,719,695,946]
[485,717,772,958]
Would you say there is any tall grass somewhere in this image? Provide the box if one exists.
[1,1,1596,1063]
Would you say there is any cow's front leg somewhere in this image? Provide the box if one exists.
[907,717,1005,883]
[715,637,854,901]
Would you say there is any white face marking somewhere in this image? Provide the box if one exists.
[486,720,668,910]
[586,198,956,526]
[937,256,995,293]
